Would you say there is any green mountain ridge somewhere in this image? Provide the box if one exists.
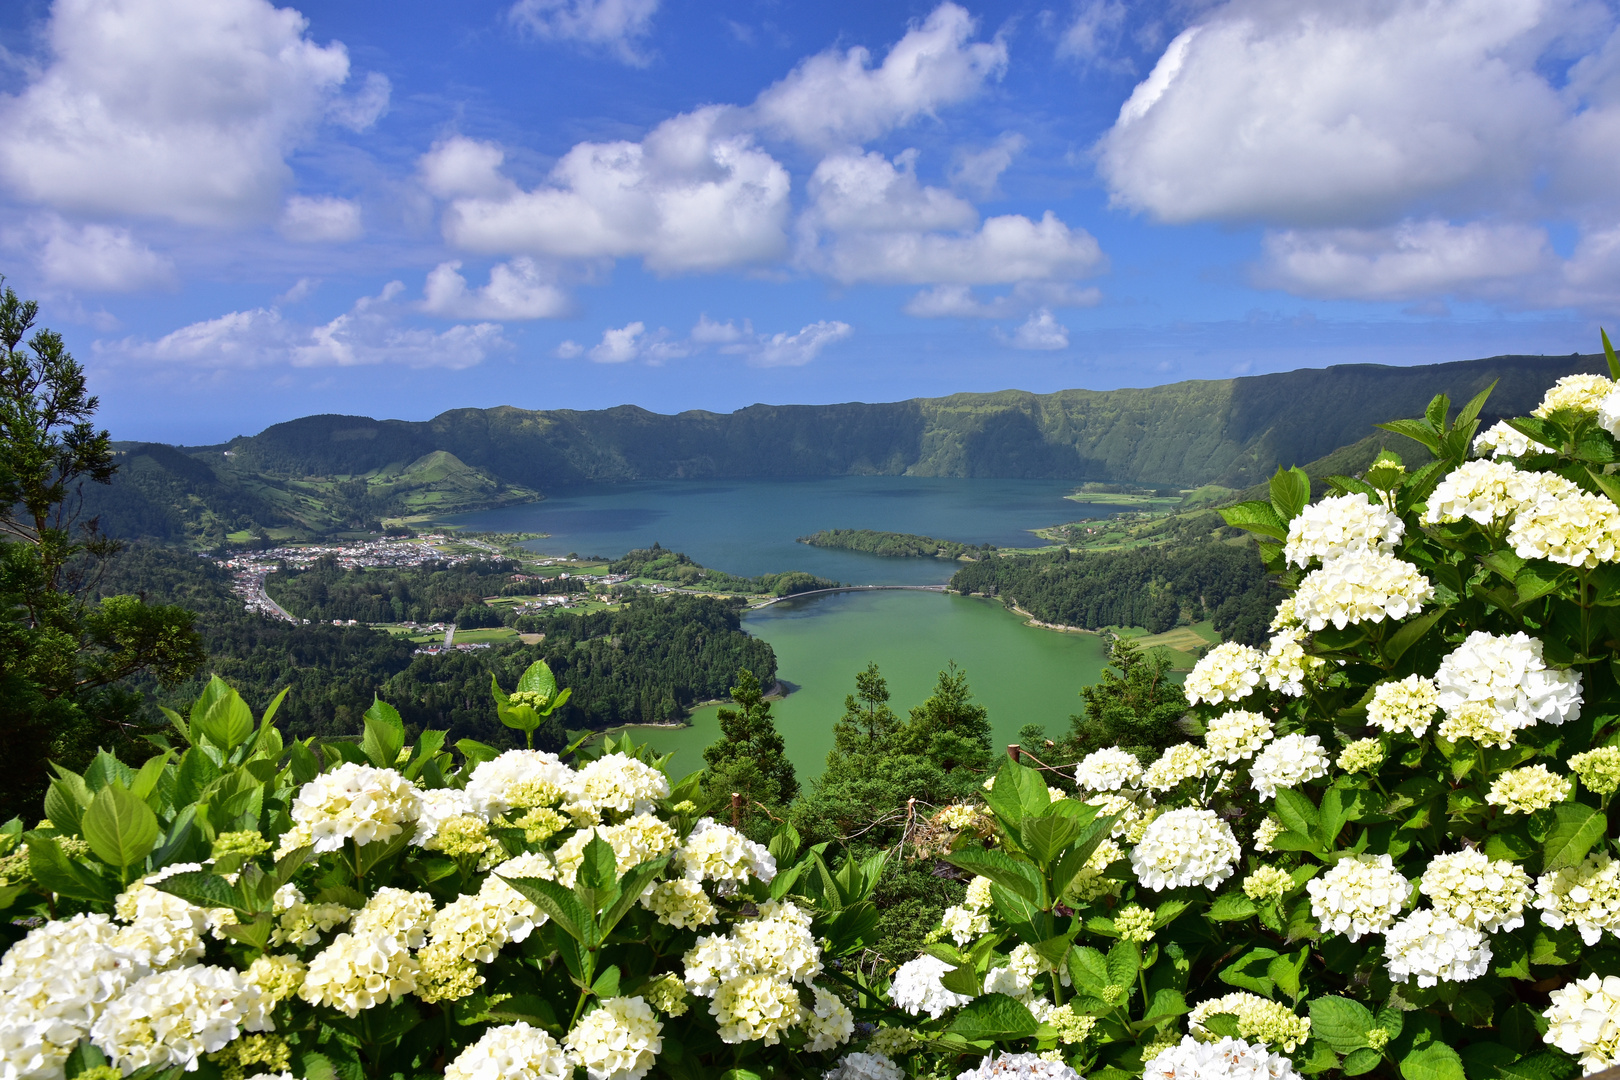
[87,352,1600,544]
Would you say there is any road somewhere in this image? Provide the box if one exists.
[750,583,949,608]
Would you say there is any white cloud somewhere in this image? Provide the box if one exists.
[998,308,1069,350]
[948,133,1027,198]
[327,71,392,132]
[555,340,585,358]
[903,281,1101,318]
[509,0,660,65]
[690,314,752,344]
[418,137,517,200]
[590,321,645,363]
[435,108,791,273]
[751,320,854,367]
[279,196,362,242]
[105,282,505,369]
[28,215,174,292]
[0,0,358,226]
[810,210,1106,285]
[421,258,571,320]
[1097,0,1567,226]
[1057,0,1127,62]
[751,3,1007,148]
[1257,219,1552,301]
[802,151,977,235]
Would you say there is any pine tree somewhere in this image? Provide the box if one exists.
[701,668,798,837]
[831,661,900,753]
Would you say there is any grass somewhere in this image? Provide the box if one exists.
[1065,492,1183,507]
[1109,620,1219,670]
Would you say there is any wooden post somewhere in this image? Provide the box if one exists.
[730,792,742,828]
[1007,744,1021,764]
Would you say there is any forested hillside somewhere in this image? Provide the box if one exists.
[266,556,538,627]
[949,540,1278,644]
[82,352,1599,543]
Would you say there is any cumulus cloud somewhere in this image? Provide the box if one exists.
[279,196,362,242]
[903,281,1101,318]
[327,71,392,132]
[509,0,661,65]
[802,150,977,235]
[1257,219,1553,302]
[751,320,853,367]
[105,282,505,369]
[810,210,1106,285]
[1097,0,1565,226]
[948,133,1027,198]
[421,259,571,320]
[1057,0,1127,62]
[690,314,752,344]
[555,340,585,358]
[0,0,361,226]
[27,215,175,292]
[997,308,1069,350]
[751,3,1007,148]
[434,108,791,273]
[590,321,646,363]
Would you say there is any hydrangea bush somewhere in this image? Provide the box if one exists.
[0,666,884,1080]
[856,342,1620,1080]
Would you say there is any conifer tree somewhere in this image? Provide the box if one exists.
[701,668,798,837]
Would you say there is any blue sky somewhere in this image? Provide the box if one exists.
[1,0,1618,444]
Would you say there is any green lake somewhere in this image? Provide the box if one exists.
[613,588,1110,778]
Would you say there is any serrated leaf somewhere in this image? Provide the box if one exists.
[1067,945,1108,993]
[1139,988,1188,1026]
[1382,608,1447,666]
[1542,803,1606,871]
[941,963,981,997]
[153,870,240,911]
[498,874,598,948]
[947,994,1039,1042]
[1307,996,1375,1054]
[1344,1049,1384,1076]
[1208,892,1258,921]
[1106,940,1141,987]
[1402,1041,1466,1080]
[81,784,159,868]
[946,846,1043,903]
[1273,788,1319,838]
[360,698,405,769]
[1270,466,1312,523]
[1219,500,1287,540]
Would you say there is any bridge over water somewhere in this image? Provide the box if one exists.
[751,583,949,607]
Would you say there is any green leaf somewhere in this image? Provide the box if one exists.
[578,835,618,891]
[153,870,241,911]
[1455,382,1496,435]
[1377,417,1442,454]
[1270,466,1312,523]
[80,784,159,868]
[456,738,500,767]
[1208,892,1258,922]
[498,874,599,948]
[1139,988,1189,1026]
[1106,940,1141,987]
[591,965,621,999]
[63,1042,109,1079]
[1542,803,1606,871]
[1606,328,1619,381]
[1220,947,1278,996]
[517,658,560,698]
[1515,563,1567,606]
[986,761,1051,831]
[44,773,90,834]
[941,963,981,997]
[1382,608,1446,666]
[195,686,255,752]
[1531,926,1582,967]
[1268,948,1308,1002]
[1273,788,1320,838]
[1219,500,1287,540]
[1021,813,1082,867]
[26,834,113,902]
[360,699,406,769]
[1402,1042,1466,1080]
[1067,945,1108,993]
[946,994,1040,1042]
[946,846,1044,903]
[1307,996,1376,1054]
[1344,1049,1384,1077]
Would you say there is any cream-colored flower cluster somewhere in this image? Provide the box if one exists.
[1189,992,1311,1052]
[641,878,719,929]
[1143,1035,1303,1080]
[1570,746,1620,795]
[564,996,663,1080]
[1474,419,1542,459]
[1383,910,1491,987]
[299,932,418,1017]
[351,887,436,950]
[1144,744,1216,792]
[681,900,827,1046]
[1283,492,1403,567]
[1204,711,1273,764]
[1368,675,1439,737]
[1130,808,1240,891]
[1536,373,1615,416]
[445,1021,569,1080]
[1260,628,1323,697]
[1305,854,1409,941]
[290,762,423,854]
[1434,631,1583,747]
[1073,748,1146,791]
[1241,867,1293,905]
[1486,764,1573,813]
[1249,734,1330,800]
[1290,550,1434,631]
[1184,643,1263,706]
[553,813,679,885]
[1422,458,1541,526]
[571,754,671,817]
[1536,852,1620,946]
[677,818,777,893]
[1419,850,1532,932]
[1336,738,1384,773]
[1067,839,1125,902]
[90,965,271,1073]
[940,903,992,946]
[463,750,573,818]
[1508,482,1620,569]
[1251,818,1284,853]
[1114,905,1156,943]
[889,955,974,1020]
[1544,974,1620,1073]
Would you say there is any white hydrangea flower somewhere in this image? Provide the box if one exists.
[1570,747,1620,795]
[1249,734,1329,801]
[465,750,574,817]
[1204,711,1273,764]
[1545,973,1620,1073]
[1260,628,1323,697]
[964,876,994,910]
[1269,599,1299,631]
[1073,748,1145,791]
[90,965,271,1074]
[1241,866,1294,905]
[1367,675,1439,737]
[553,814,679,886]
[445,1021,569,1080]
[569,754,670,818]
[412,786,481,845]
[1189,992,1311,1052]
[269,885,354,948]
[243,954,306,1007]
[1337,738,1384,773]
[1435,631,1582,739]
[711,974,802,1045]
[1536,852,1620,945]
[1422,458,1543,526]
[290,762,422,853]
[112,876,209,969]
[1306,854,1409,941]
[825,1052,905,1080]
[641,878,718,929]
[565,996,662,1080]
[733,900,821,984]
[1067,838,1126,902]
[889,955,973,1019]
[940,904,992,946]
[804,986,854,1052]
[1087,793,1156,839]
[1420,849,1532,932]
[1474,420,1546,459]
[1486,764,1573,813]
[956,1051,1081,1080]
[351,887,436,950]
[1509,484,1620,568]
[1291,550,1434,631]
[1437,702,1523,749]
[1143,1035,1303,1080]
[1184,643,1263,706]
[300,931,419,1016]
[1251,818,1284,853]
[678,818,776,892]
[1537,373,1615,416]
[1131,808,1240,891]
[1283,492,1403,568]
[1384,910,1491,987]
[1144,744,1216,792]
